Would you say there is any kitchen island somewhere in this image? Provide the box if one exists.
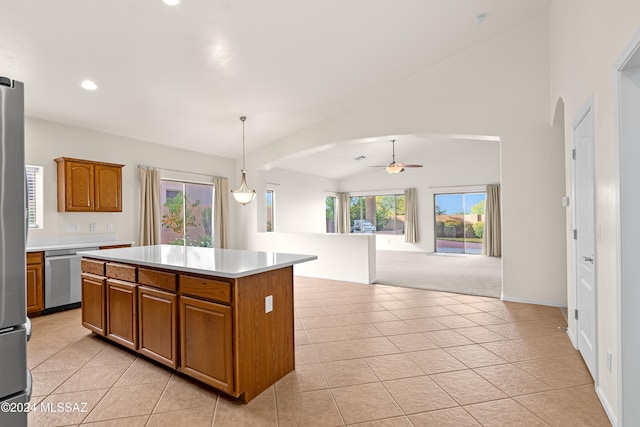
[78,245,316,403]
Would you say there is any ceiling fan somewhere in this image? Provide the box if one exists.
[370,139,423,174]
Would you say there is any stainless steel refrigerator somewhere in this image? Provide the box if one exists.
[0,76,31,426]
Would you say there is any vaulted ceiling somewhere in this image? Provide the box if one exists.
[2,0,549,161]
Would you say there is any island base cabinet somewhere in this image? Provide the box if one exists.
[179,296,234,395]
[106,279,138,350]
[81,273,106,335]
[138,286,177,369]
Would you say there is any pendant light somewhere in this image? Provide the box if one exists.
[231,115,256,205]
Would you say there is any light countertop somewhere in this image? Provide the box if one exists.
[27,241,134,252]
[79,245,317,279]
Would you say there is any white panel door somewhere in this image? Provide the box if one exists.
[573,103,596,379]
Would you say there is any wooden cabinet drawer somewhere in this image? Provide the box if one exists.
[106,263,137,282]
[180,275,231,304]
[139,268,177,292]
[27,251,43,265]
[81,258,105,276]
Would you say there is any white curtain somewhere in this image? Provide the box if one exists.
[483,183,502,257]
[336,192,351,234]
[404,188,419,243]
[138,166,161,246]
[214,177,229,248]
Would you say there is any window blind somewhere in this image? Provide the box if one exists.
[25,166,39,228]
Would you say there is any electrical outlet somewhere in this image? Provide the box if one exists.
[265,295,273,313]
[66,224,79,233]
[606,351,613,372]
[107,223,114,231]
[90,223,97,232]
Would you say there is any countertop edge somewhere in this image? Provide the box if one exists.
[79,249,318,279]
[27,241,135,252]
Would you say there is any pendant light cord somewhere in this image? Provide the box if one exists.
[391,139,396,163]
[240,115,247,170]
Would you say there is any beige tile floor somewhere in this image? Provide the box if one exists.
[26,276,611,426]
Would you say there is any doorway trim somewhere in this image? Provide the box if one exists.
[571,97,598,383]
[614,26,640,427]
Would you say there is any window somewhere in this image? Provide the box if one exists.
[349,194,405,234]
[266,189,274,232]
[434,192,485,254]
[325,196,336,233]
[26,165,43,229]
[160,180,214,247]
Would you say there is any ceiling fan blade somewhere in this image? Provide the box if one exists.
[402,164,423,168]
[369,165,390,168]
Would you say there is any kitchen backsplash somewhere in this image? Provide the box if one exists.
[27,232,119,248]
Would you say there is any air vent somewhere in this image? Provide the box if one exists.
[354,155,366,161]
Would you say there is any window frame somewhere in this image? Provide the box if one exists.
[349,193,405,235]
[25,165,44,229]
[266,189,275,232]
[160,178,215,247]
[325,195,336,233]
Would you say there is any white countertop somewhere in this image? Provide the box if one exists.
[79,245,318,279]
[27,241,134,252]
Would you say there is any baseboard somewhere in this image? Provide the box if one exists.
[596,385,618,427]
[501,295,568,308]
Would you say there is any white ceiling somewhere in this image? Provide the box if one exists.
[264,135,500,180]
[1,0,549,161]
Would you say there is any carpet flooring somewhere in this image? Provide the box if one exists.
[375,251,502,298]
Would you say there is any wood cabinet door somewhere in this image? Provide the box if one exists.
[95,164,122,212]
[106,279,138,350]
[65,160,94,211]
[81,273,106,335]
[179,296,233,393]
[26,263,44,314]
[138,286,177,369]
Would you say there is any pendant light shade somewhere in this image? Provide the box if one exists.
[231,116,256,205]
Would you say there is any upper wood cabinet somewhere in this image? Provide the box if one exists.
[55,157,124,212]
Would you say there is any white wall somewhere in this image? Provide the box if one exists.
[253,232,376,284]
[339,139,500,252]
[25,117,238,247]
[257,168,339,233]
[549,0,640,422]
[242,15,567,307]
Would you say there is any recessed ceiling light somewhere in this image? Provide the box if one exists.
[163,0,180,5]
[81,80,98,91]
[473,13,487,25]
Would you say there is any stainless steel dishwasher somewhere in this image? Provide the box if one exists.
[44,247,98,312]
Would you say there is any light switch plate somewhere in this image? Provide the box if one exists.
[66,224,79,233]
[107,223,114,231]
[265,295,273,313]
[90,223,97,232]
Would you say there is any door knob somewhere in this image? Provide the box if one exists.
[582,255,594,263]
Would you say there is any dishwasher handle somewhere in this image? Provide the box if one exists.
[45,254,82,261]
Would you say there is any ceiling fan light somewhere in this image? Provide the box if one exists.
[386,164,403,174]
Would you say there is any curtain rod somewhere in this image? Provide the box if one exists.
[138,164,227,180]
[428,184,493,189]
[324,188,407,195]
